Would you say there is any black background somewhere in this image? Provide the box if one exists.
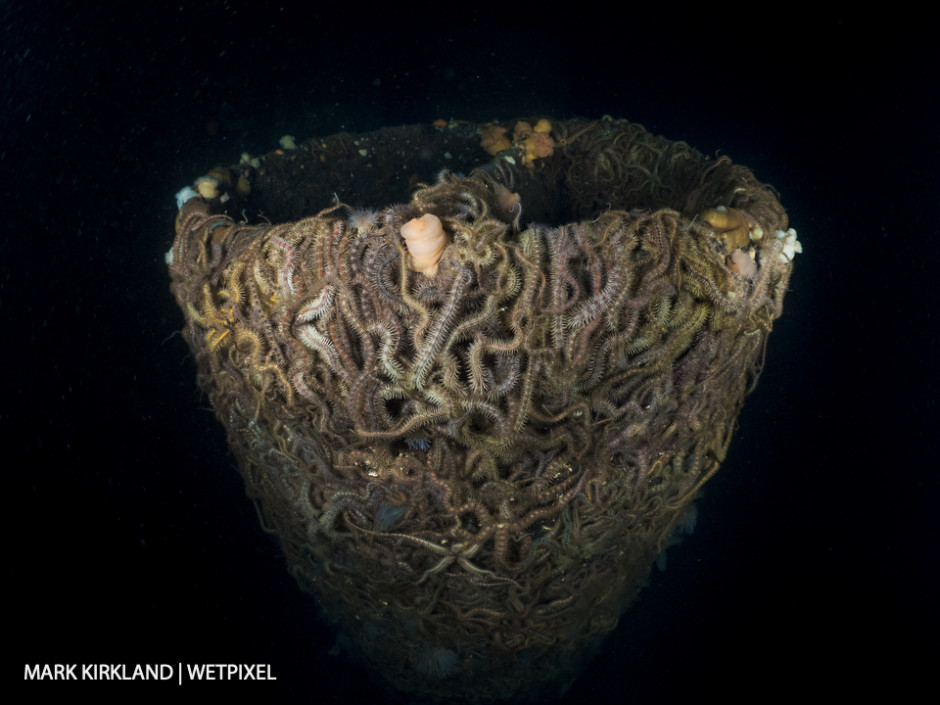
[3,2,936,703]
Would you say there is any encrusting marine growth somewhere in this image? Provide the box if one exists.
[168,116,800,702]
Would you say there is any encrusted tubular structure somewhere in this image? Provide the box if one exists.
[168,116,799,702]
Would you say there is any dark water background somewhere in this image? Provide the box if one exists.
[3,2,936,702]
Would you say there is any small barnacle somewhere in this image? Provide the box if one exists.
[775,228,803,263]
[194,175,220,200]
[346,207,381,235]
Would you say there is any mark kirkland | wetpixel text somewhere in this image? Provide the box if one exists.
[24,663,277,682]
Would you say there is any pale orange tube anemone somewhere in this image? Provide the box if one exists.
[401,213,447,276]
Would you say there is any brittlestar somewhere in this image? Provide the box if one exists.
[350,525,519,586]
[418,541,492,584]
